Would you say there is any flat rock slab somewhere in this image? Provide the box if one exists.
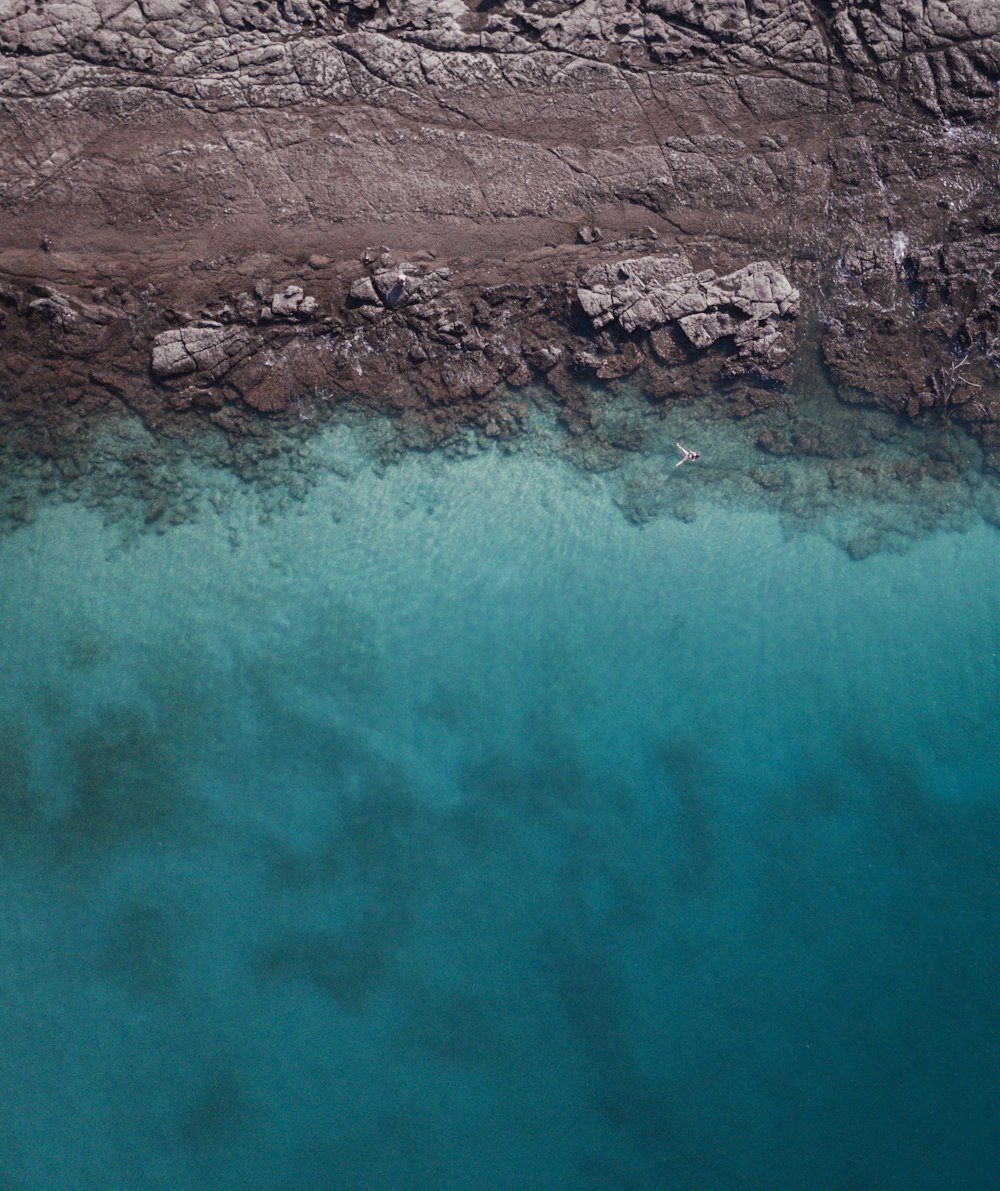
[579,257,799,339]
[152,325,253,380]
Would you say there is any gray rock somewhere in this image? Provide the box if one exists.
[578,253,799,372]
[28,292,77,329]
[678,311,741,349]
[151,325,252,379]
[349,276,380,305]
[579,255,798,336]
[578,254,698,331]
[373,269,405,303]
[270,285,304,317]
[727,262,799,320]
[151,332,195,378]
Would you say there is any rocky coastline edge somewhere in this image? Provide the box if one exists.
[1,1,999,464]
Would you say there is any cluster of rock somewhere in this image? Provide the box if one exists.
[348,253,453,318]
[147,281,326,409]
[578,256,799,379]
[264,285,318,321]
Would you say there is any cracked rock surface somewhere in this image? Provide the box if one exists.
[0,0,998,442]
[151,324,255,379]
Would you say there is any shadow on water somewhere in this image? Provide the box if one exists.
[63,625,110,673]
[843,738,1000,932]
[0,586,396,872]
[671,737,1000,1189]
[540,937,677,1166]
[174,1061,258,1151]
[463,716,1000,1189]
[0,724,43,858]
[399,979,510,1067]
[3,399,1000,1188]
[100,898,186,999]
[258,770,435,1012]
[235,599,387,712]
[2,673,998,1189]
[258,923,395,1014]
[56,706,194,857]
[460,747,589,824]
[0,703,198,875]
[653,738,720,897]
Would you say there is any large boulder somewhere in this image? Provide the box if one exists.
[151,324,253,380]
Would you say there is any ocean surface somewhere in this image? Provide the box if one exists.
[1,398,999,1190]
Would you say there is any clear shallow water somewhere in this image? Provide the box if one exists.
[1,419,1000,1190]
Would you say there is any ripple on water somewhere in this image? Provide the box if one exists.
[0,385,999,1190]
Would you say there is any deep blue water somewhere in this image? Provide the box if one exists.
[1,412,999,1189]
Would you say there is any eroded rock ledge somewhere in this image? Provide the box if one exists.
[1,0,998,450]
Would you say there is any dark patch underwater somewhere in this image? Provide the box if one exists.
[0,398,998,1189]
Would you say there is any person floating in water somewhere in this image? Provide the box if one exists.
[675,442,700,467]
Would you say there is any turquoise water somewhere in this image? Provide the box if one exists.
[2,413,1000,1189]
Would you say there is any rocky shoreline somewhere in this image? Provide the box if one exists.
[1,1,999,454]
